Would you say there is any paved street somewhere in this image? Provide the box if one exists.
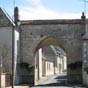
[6,86,85,88]
[31,74,85,88]
[36,74,67,86]
[32,86,85,88]
[6,74,85,88]
[6,86,30,88]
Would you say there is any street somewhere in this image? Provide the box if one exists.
[6,74,85,88]
[31,74,85,88]
[36,74,67,86]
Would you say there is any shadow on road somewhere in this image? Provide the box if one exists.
[35,75,84,87]
[36,75,67,86]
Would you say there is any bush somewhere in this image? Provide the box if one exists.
[67,61,82,70]
[19,62,34,73]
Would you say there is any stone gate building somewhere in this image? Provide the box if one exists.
[0,6,88,86]
[16,15,86,85]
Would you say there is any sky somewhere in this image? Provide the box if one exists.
[0,0,88,20]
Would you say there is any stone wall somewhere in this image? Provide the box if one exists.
[20,19,85,84]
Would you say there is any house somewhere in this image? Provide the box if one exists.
[0,6,19,87]
[0,6,13,72]
[35,45,67,82]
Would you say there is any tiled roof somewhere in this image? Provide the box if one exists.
[0,6,15,27]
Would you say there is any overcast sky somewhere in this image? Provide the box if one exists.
[0,0,88,20]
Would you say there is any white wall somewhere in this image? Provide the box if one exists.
[63,56,67,70]
[0,27,12,72]
[0,27,12,45]
[14,30,19,60]
[14,30,19,70]
[14,29,19,84]
[45,61,54,75]
[0,74,5,88]
[38,48,42,79]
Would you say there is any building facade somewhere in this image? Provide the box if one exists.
[0,7,19,87]
[1,6,88,86]
[18,17,85,85]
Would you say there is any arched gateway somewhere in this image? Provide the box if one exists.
[0,6,87,86]
[16,18,86,85]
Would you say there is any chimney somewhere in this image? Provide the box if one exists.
[14,6,19,26]
[81,12,86,21]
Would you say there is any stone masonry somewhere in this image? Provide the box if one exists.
[18,19,85,84]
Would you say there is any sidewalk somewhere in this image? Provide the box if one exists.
[6,85,30,88]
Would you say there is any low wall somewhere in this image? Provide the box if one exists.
[67,74,82,85]
[17,74,34,85]
[6,74,12,87]
[83,71,88,85]
[0,74,5,88]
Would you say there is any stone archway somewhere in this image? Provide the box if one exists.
[34,36,67,85]
[19,19,85,85]
[34,36,65,54]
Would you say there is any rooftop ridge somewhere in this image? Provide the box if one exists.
[21,19,85,25]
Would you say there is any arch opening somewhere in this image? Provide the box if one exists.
[34,36,67,86]
[34,36,65,55]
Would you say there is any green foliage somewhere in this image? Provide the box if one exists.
[20,62,34,73]
[67,61,82,70]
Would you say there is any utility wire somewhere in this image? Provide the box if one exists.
[13,0,15,8]
[79,0,88,17]
[12,0,15,20]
